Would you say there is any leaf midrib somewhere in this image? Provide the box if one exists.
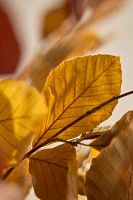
[36,58,119,146]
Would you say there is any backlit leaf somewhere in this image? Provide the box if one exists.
[85,111,133,200]
[34,55,121,146]
[0,79,46,168]
[29,144,78,200]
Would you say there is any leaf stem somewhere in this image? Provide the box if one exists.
[24,90,133,155]
[2,90,133,179]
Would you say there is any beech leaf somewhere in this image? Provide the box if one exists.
[0,79,46,168]
[85,110,133,200]
[90,111,131,151]
[43,1,71,36]
[34,54,121,146]
[78,170,86,195]
[29,144,78,200]
[29,31,101,92]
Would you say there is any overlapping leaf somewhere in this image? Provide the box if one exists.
[0,79,46,168]
[85,111,133,200]
[90,111,130,151]
[29,31,101,92]
[34,55,121,146]
[29,144,78,200]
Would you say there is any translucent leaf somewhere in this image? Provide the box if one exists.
[85,111,133,200]
[34,55,121,146]
[0,79,46,168]
[29,144,78,200]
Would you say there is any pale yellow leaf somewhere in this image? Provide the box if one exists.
[34,55,121,147]
[0,79,46,168]
[29,144,78,200]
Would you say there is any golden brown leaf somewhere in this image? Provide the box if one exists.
[66,31,102,58]
[27,42,72,91]
[29,144,78,200]
[43,1,71,37]
[0,79,46,168]
[85,111,133,200]
[78,169,86,195]
[20,30,101,92]
[90,111,130,151]
[33,55,121,147]
[18,0,125,91]
[6,159,32,197]
[81,125,111,140]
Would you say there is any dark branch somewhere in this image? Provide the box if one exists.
[2,90,133,179]
[24,90,133,157]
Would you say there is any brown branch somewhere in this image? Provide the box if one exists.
[2,90,133,180]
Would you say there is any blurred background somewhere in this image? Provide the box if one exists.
[0,0,133,199]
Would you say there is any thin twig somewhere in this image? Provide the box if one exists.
[2,90,133,179]
[50,138,91,147]
[23,90,133,156]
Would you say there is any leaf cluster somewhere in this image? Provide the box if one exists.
[1,54,131,200]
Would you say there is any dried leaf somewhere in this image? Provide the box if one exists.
[33,55,121,146]
[66,31,102,58]
[43,1,71,36]
[78,169,86,195]
[80,125,111,140]
[29,31,102,91]
[18,0,125,91]
[27,42,71,91]
[29,144,78,200]
[90,111,130,151]
[0,79,46,168]
[6,159,32,197]
[85,110,133,200]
